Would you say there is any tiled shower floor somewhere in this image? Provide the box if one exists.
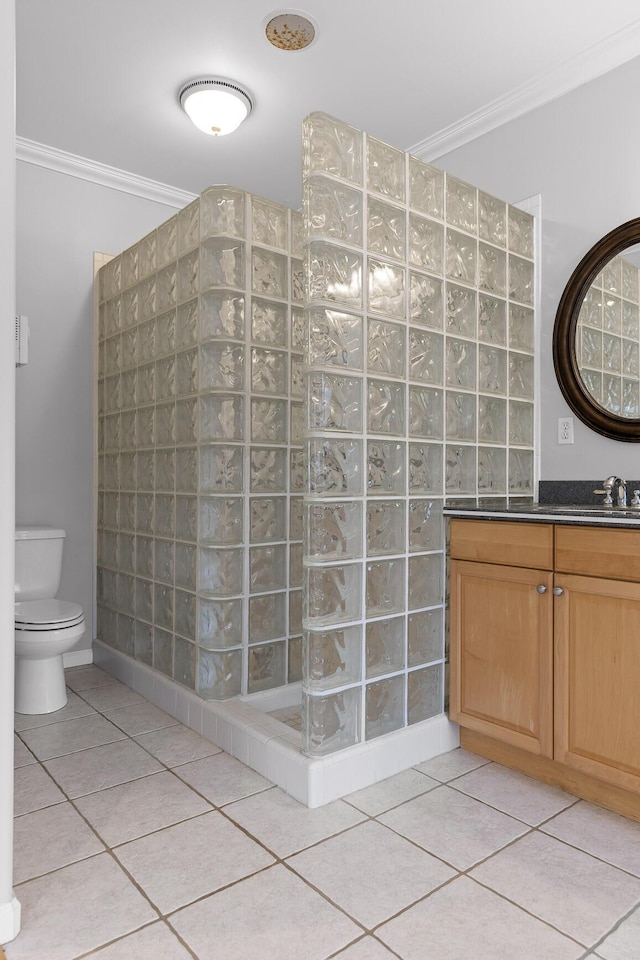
[267,705,303,731]
[6,665,640,960]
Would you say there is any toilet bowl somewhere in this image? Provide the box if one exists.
[14,527,86,715]
[15,600,86,714]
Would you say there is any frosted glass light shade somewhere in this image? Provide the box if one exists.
[179,79,253,136]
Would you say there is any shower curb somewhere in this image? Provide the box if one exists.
[93,639,459,807]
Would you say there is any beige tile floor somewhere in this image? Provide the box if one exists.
[5,665,640,960]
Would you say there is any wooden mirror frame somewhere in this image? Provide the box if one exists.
[553,217,640,441]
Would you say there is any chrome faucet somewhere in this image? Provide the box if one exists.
[596,475,627,507]
[618,478,628,507]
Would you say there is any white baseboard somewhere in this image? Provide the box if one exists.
[0,894,21,944]
[63,648,93,668]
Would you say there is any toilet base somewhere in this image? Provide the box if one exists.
[15,654,68,715]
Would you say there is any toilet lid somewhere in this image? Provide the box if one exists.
[15,599,84,629]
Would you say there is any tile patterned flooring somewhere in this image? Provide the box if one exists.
[267,705,303,731]
[5,665,640,960]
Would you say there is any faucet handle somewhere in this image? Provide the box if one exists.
[632,490,640,508]
[593,486,614,506]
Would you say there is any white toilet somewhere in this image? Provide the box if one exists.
[15,526,86,715]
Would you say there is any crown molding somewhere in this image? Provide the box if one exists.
[409,19,640,162]
[15,20,640,195]
[15,137,196,209]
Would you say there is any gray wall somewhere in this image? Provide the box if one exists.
[15,52,640,670]
[432,54,640,480]
[15,162,179,656]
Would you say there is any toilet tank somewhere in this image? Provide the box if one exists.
[15,526,66,601]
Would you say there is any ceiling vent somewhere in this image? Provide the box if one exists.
[265,12,317,51]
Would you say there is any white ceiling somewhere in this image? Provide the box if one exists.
[16,0,640,208]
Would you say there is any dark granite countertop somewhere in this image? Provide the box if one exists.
[443,501,640,526]
[444,480,640,526]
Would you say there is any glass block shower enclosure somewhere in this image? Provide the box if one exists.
[301,113,534,756]
[97,112,536,762]
[97,187,306,702]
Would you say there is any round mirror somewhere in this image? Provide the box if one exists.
[553,217,640,441]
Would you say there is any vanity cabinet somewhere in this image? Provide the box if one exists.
[449,519,554,758]
[554,525,640,793]
[450,518,640,817]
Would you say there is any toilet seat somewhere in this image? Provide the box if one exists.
[15,599,84,631]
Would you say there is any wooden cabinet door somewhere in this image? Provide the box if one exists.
[554,573,640,791]
[450,559,554,756]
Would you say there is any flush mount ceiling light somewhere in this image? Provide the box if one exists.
[265,12,317,50]
[178,78,253,136]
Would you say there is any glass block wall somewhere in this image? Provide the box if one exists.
[96,112,536,760]
[577,253,640,416]
[301,113,536,757]
[97,188,306,698]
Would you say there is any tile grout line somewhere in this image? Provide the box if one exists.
[326,933,404,960]
[12,681,271,960]
[14,675,381,958]
[75,761,640,960]
[69,919,199,960]
[15,677,439,956]
[14,724,262,958]
[464,873,591,952]
[583,897,640,958]
[12,669,640,960]
[12,673,335,955]
[340,781,640,953]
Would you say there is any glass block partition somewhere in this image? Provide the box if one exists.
[97,188,306,699]
[301,113,536,757]
[96,112,536,769]
[577,253,640,416]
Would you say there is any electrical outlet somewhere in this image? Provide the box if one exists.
[558,416,574,444]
